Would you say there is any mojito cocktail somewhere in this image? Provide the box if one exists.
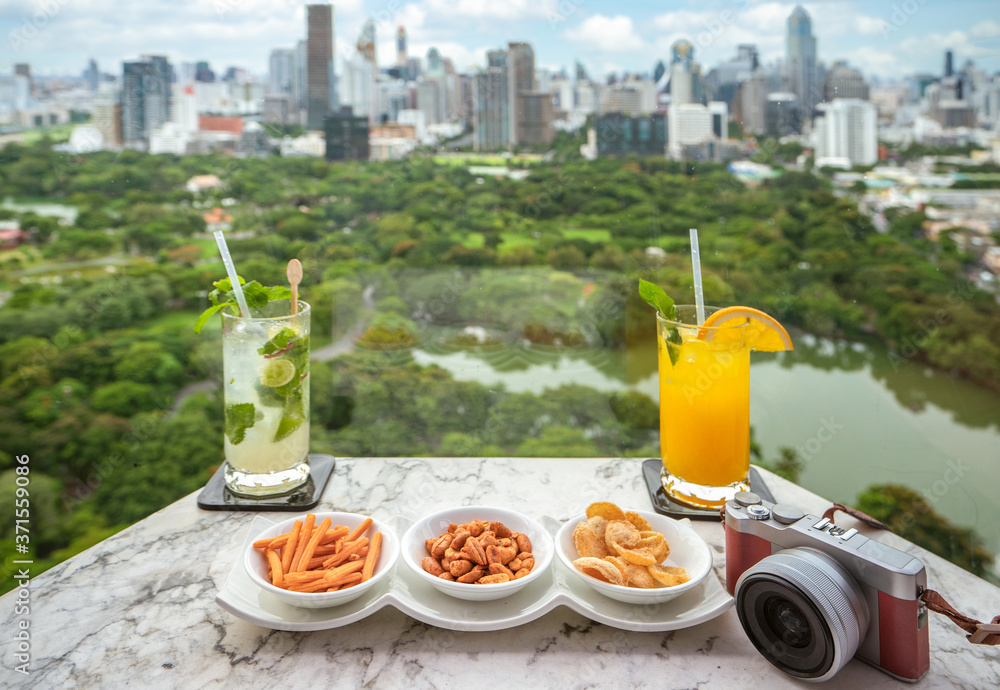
[222,300,310,496]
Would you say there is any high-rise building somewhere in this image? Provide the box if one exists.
[397,26,407,68]
[516,92,555,146]
[122,57,170,149]
[944,50,954,78]
[425,48,445,79]
[593,112,668,157]
[669,40,696,106]
[294,40,307,111]
[85,59,99,91]
[13,64,31,94]
[268,49,295,96]
[92,99,122,147]
[474,50,509,150]
[705,45,757,111]
[306,4,336,130]
[739,69,769,134]
[823,61,870,102]
[786,5,818,118]
[507,42,535,146]
[195,61,215,82]
[765,92,802,136]
[144,54,172,116]
[417,80,445,124]
[174,84,198,134]
[653,61,666,85]
[324,106,368,160]
[814,98,877,167]
[668,102,728,158]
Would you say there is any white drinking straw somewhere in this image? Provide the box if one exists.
[213,229,252,319]
[689,228,706,326]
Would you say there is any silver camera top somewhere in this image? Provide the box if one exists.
[726,491,926,600]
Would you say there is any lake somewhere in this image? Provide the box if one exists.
[411,330,1000,568]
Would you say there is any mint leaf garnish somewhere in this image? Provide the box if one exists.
[639,279,682,366]
[638,279,677,321]
[225,402,262,445]
[193,276,292,333]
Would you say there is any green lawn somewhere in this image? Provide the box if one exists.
[144,308,218,335]
[21,125,75,144]
[561,228,611,243]
[497,232,538,251]
[453,232,485,248]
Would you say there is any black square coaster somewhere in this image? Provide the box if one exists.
[641,458,775,520]
[197,454,336,511]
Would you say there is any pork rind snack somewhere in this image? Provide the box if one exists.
[571,502,690,589]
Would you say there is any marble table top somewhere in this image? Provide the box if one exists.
[2,457,998,689]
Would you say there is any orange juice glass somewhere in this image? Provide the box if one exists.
[657,306,751,508]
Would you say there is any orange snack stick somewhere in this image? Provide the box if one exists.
[290,513,316,572]
[297,516,332,572]
[280,520,303,574]
[322,537,369,569]
[254,533,288,550]
[362,532,382,582]
[345,518,373,543]
[319,526,349,545]
[265,548,283,588]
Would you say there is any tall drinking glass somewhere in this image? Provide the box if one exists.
[222,300,310,496]
[658,305,751,508]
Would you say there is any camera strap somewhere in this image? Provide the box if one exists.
[821,502,890,530]
[920,589,1000,646]
[819,503,1000,646]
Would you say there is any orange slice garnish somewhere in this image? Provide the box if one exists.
[699,306,793,352]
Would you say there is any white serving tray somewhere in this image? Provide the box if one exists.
[216,515,734,632]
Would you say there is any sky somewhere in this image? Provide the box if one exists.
[2,0,999,82]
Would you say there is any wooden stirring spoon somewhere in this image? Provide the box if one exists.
[287,259,302,315]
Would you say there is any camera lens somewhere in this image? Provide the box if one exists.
[735,547,869,682]
[766,597,812,648]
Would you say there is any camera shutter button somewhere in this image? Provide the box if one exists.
[747,505,771,520]
[771,504,805,524]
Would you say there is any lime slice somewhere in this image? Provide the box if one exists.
[259,359,296,387]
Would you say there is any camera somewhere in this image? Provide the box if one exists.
[724,492,929,682]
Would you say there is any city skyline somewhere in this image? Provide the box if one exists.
[2,1,999,82]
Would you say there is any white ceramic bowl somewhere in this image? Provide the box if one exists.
[556,508,712,604]
[244,511,399,609]
[401,506,554,602]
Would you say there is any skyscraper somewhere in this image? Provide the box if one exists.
[425,48,445,79]
[122,56,170,149]
[474,50,509,150]
[86,59,99,91]
[669,40,696,105]
[397,26,407,68]
[944,50,954,78]
[814,99,877,167]
[306,4,336,130]
[786,5,818,118]
[824,61,870,101]
[507,42,535,146]
[268,49,295,96]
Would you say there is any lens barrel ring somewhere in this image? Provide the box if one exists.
[735,547,870,682]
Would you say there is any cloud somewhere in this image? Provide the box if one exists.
[969,19,1000,40]
[563,14,646,54]
[423,0,555,22]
